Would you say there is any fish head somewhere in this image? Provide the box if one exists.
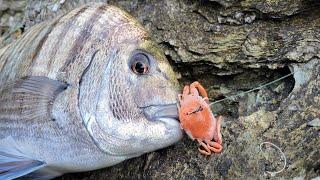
[78,5,183,157]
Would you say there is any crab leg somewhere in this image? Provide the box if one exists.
[206,141,222,153]
[213,116,223,145]
[178,85,190,111]
[197,140,211,156]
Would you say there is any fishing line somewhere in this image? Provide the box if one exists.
[209,71,295,106]
[259,142,287,176]
[206,70,291,175]
[205,69,292,176]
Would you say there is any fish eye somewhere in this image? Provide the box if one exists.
[130,53,150,75]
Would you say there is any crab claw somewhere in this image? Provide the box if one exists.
[190,81,209,103]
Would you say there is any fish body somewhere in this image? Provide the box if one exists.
[0,3,182,179]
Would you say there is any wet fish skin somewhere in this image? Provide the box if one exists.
[0,3,182,178]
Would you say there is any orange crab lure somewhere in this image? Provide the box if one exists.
[178,81,223,155]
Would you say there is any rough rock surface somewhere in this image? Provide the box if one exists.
[0,0,319,179]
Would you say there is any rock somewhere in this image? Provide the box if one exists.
[307,118,320,127]
[291,60,318,90]
[0,0,319,179]
[0,0,25,48]
[210,0,305,17]
[293,176,305,180]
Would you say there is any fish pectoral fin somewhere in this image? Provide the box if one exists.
[13,76,68,99]
[3,76,68,120]
[0,137,46,179]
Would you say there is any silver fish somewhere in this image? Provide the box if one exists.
[0,3,182,179]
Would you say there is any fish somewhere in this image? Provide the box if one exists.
[0,3,183,179]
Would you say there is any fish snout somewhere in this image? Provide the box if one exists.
[142,104,178,121]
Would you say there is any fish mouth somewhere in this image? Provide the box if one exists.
[142,104,183,146]
[142,103,181,136]
[142,103,179,122]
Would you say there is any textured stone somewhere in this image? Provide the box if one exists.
[307,118,320,127]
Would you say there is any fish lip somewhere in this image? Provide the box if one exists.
[141,103,179,121]
[142,103,182,137]
[142,104,183,147]
[157,117,180,129]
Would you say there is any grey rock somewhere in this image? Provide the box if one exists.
[307,118,320,127]
[293,176,305,180]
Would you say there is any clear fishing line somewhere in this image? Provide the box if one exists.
[206,71,292,176]
[259,141,287,176]
[209,71,295,106]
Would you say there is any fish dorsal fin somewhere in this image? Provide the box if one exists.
[0,137,46,179]
[0,76,68,120]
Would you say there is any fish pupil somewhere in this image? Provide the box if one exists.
[135,62,146,74]
[130,52,150,74]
